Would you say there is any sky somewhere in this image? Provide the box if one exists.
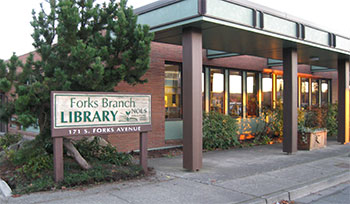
[0,0,349,60]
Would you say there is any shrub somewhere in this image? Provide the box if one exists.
[202,112,239,150]
[7,139,53,179]
[0,133,22,150]
[18,153,53,179]
[75,137,132,166]
[304,106,326,129]
[298,108,306,127]
[260,100,283,138]
[326,103,338,137]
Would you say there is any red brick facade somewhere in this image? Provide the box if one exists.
[108,42,338,152]
[5,42,341,152]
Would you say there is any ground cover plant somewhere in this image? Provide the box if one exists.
[0,133,22,151]
[0,137,144,195]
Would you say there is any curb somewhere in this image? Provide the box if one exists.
[0,179,12,198]
[244,171,350,204]
[288,171,350,201]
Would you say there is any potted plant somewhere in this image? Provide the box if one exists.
[297,107,327,150]
[298,126,327,150]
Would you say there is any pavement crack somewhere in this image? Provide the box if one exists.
[108,192,132,203]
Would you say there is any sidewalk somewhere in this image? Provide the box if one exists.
[1,140,349,204]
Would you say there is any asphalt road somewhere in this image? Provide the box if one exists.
[295,182,350,204]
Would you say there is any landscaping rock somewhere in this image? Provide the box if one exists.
[0,179,12,198]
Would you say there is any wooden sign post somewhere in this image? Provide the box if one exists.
[51,91,152,182]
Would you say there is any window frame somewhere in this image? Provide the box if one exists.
[164,61,183,121]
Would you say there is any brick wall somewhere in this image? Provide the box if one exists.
[110,43,167,152]
[108,42,268,151]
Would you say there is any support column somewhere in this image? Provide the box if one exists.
[182,27,203,171]
[297,77,301,108]
[53,137,63,182]
[224,69,229,115]
[282,47,298,154]
[328,80,332,104]
[258,73,262,115]
[272,73,277,109]
[242,71,247,118]
[337,59,349,144]
[140,132,148,174]
[204,67,210,113]
[318,79,322,107]
[308,78,312,109]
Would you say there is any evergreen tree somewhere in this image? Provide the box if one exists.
[0,0,153,165]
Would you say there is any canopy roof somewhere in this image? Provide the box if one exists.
[136,0,350,69]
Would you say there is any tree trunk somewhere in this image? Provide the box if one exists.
[63,138,91,170]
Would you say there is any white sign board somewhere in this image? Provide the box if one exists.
[51,92,152,137]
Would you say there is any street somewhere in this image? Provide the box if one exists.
[295,182,350,204]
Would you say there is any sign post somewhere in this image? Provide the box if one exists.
[51,91,152,182]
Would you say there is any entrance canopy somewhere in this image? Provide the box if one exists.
[135,0,350,171]
[136,0,350,68]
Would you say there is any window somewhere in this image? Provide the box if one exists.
[210,69,224,113]
[247,72,259,116]
[276,75,283,103]
[321,80,329,105]
[311,79,319,106]
[202,70,205,111]
[262,74,272,109]
[301,78,309,107]
[164,63,182,119]
[229,71,242,116]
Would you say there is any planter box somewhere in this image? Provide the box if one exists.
[298,130,327,150]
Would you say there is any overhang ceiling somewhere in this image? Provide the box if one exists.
[136,0,350,69]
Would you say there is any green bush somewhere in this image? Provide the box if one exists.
[10,163,143,194]
[326,103,338,137]
[18,153,53,179]
[7,139,53,179]
[304,106,326,129]
[260,101,283,138]
[8,140,41,166]
[0,133,22,150]
[203,111,239,150]
[75,137,132,166]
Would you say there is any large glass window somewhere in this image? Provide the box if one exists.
[164,63,182,119]
[210,69,224,113]
[229,71,242,116]
[311,79,319,106]
[276,75,283,103]
[247,72,259,116]
[262,74,272,109]
[321,80,329,105]
[301,78,309,107]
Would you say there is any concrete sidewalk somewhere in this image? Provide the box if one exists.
[1,140,349,204]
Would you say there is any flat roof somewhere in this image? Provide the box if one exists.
[136,0,350,69]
